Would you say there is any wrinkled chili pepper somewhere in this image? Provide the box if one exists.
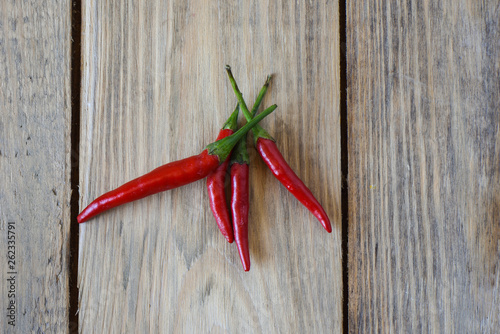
[225,65,332,233]
[206,104,239,243]
[77,104,277,224]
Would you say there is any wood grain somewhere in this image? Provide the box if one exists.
[79,0,341,332]
[0,0,71,332]
[348,0,500,332]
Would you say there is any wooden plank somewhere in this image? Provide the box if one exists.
[79,0,341,332]
[348,0,500,332]
[0,0,71,332]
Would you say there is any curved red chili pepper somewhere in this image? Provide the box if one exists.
[207,129,234,242]
[78,103,277,224]
[256,138,332,233]
[225,66,331,233]
[206,107,238,243]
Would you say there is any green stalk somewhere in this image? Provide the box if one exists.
[250,75,272,117]
[230,132,250,165]
[230,74,273,165]
[206,104,277,162]
[222,103,239,131]
[225,65,275,143]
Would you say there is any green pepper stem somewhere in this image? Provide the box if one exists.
[222,103,239,131]
[230,74,272,165]
[225,65,274,143]
[207,104,277,162]
[228,75,272,165]
[250,75,272,117]
[230,135,250,165]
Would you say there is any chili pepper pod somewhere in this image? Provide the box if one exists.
[77,104,277,224]
[225,65,332,233]
[229,78,273,270]
[230,136,251,271]
[206,105,239,243]
[255,138,332,233]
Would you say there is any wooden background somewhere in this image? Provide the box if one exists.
[347,0,500,332]
[78,0,341,333]
[0,0,71,332]
[0,0,498,333]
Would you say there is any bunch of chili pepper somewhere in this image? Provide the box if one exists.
[78,66,331,272]
[209,66,331,271]
[77,103,276,224]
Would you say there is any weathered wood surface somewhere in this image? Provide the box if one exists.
[78,0,341,332]
[348,0,500,332]
[0,0,71,333]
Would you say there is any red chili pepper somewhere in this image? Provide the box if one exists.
[77,104,277,224]
[229,79,271,270]
[225,65,332,233]
[256,138,332,232]
[206,105,239,243]
[230,136,251,271]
